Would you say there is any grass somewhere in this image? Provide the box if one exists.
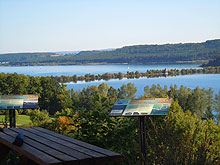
[17,115,32,125]
[0,115,32,126]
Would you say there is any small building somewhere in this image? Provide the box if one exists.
[163,68,168,75]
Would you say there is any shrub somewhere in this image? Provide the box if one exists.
[28,109,49,125]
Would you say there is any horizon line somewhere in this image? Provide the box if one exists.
[1,38,219,55]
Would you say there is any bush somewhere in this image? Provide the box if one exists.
[28,109,49,125]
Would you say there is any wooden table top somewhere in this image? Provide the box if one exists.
[0,127,122,165]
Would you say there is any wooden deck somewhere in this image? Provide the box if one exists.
[0,127,122,165]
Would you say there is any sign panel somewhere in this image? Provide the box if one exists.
[0,95,38,109]
[109,98,172,117]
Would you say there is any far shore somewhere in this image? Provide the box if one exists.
[0,60,207,67]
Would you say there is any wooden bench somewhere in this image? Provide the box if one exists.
[0,127,122,165]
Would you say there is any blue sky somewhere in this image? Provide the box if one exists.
[0,0,220,53]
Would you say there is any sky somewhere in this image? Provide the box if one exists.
[0,0,220,54]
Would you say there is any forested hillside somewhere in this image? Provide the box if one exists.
[201,54,220,67]
[0,53,55,63]
[74,39,220,64]
[1,39,220,65]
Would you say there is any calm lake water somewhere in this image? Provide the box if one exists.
[65,74,220,97]
[1,63,220,97]
[0,63,201,76]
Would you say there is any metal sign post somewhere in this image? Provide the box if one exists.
[138,116,146,165]
[9,109,16,128]
[109,98,172,164]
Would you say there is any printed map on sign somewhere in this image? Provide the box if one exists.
[0,95,38,110]
[109,98,172,117]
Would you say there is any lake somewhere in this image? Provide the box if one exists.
[65,74,220,97]
[1,63,220,97]
[0,63,201,76]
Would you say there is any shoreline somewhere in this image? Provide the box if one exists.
[50,66,220,83]
[0,60,207,67]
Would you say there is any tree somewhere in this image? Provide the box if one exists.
[176,85,191,111]
[29,109,49,125]
[144,84,168,98]
[186,87,210,118]
[204,88,214,119]
[39,77,72,114]
[214,91,220,123]
[118,83,137,99]
[145,100,220,164]
[168,84,178,100]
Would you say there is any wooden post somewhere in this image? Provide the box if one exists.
[138,116,146,165]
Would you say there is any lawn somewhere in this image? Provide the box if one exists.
[0,115,32,125]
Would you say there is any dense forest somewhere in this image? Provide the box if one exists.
[0,53,55,63]
[0,73,220,164]
[1,39,220,65]
[201,54,220,67]
[73,39,220,64]
[0,52,77,65]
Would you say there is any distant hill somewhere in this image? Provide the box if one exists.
[0,52,55,63]
[201,54,220,67]
[73,39,220,64]
[1,39,220,65]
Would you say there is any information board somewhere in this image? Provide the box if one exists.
[109,98,172,117]
[0,95,38,109]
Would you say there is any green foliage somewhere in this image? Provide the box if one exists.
[54,108,75,117]
[49,66,220,83]
[0,110,18,128]
[214,91,220,123]
[50,83,220,164]
[64,83,139,164]
[2,110,9,128]
[143,84,217,119]
[0,52,55,63]
[73,39,220,64]
[118,83,137,99]
[38,78,72,114]
[28,109,49,125]
[186,87,212,117]
[1,72,220,164]
[144,84,168,98]
[144,100,220,164]
[202,54,220,67]
[0,114,31,126]
[0,73,72,115]
[69,103,139,164]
